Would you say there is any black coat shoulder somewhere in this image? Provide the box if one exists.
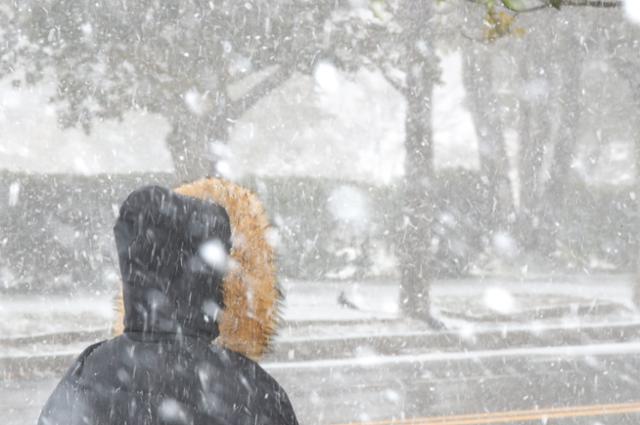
[38,341,107,425]
[206,345,299,425]
[38,336,298,425]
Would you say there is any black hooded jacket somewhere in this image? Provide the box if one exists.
[38,186,298,425]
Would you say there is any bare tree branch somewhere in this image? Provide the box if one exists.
[464,0,621,12]
[384,75,406,95]
[229,65,293,118]
[379,68,408,96]
[561,0,620,6]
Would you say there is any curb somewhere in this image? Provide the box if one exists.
[3,320,640,381]
[265,321,640,362]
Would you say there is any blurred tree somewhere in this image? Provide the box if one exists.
[323,0,448,325]
[1,0,333,181]
[0,0,631,310]
[537,15,584,259]
[462,1,622,260]
[316,0,442,324]
[514,23,553,253]
[498,6,610,262]
[462,43,515,234]
[608,19,640,303]
[395,0,441,325]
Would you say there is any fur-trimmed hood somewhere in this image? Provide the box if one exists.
[114,178,280,360]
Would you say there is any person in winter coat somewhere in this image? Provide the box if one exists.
[38,178,298,425]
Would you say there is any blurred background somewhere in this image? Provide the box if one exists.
[2,1,640,424]
[1,0,638,306]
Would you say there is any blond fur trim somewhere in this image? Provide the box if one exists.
[113,178,280,360]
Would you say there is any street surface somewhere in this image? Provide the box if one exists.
[271,344,640,424]
[5,330,640,425]
[3,277,640,424]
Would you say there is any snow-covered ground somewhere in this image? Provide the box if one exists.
[3,277,640,425]
[1,276,637,351]
[263,341,640,370]
[281,276,638,323]
[0,294,114,340]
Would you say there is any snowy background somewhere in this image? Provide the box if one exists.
[2,42,638,291]
[2,1,640,424]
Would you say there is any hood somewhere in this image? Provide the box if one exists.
[114,178,280,360]
[113,185,231,342]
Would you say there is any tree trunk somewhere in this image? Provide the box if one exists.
[539,37,583,256]
[621,69,640,306]
[516,40,551,252]
[608,30,640,305]
[165,89,232,183]
[634,110,640,306]
[625,76,640,305]
[398,68,435,319]
[165,67,293,183]
[396,1,441,326]
[166,113,229,183]
[463,46,515,231]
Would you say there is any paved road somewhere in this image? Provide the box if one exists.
[5,342,640,425]
[269,345,640,424]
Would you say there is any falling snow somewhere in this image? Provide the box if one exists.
[1,2,640,425]
[198,239,229,272]
[8,182,19,207]
[482,287,517,315]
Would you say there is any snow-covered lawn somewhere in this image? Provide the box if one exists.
[0,294,114,340]
[1,276,637,347]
